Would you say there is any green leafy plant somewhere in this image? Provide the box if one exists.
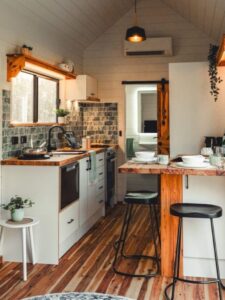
[1,196,34,213]
[55,108,70,117]
[208,44,222,101]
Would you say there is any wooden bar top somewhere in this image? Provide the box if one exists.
[1,148,106,167]
[118,162,225,176]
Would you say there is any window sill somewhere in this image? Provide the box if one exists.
[9,122,66,127]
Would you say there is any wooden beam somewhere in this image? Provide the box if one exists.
[7,55,26,81]
[160,174,183,277]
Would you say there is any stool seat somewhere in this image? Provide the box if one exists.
[125,192,158,205]
[170,203,222,219]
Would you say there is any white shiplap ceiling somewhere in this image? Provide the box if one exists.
[5,0,134,53]
[162,0,225,43]
[3,0,225,54]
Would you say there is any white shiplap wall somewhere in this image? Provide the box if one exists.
[83,0,214,200]
[0,1,84,203]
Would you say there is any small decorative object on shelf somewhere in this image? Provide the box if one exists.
[0,195,34,222]
[55,108,70,124]
[208,44,223,102]
[21,44,33,56]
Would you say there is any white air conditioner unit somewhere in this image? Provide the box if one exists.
[124,37,173,56]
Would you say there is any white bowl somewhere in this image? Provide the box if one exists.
[135,151,155,159]
[182,155,205,165]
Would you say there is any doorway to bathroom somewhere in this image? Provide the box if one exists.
[124,80,169,192]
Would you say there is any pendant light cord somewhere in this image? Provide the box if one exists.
[134,0,137,25]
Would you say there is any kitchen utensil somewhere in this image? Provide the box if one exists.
[158,154,169,165]
[135,151,155,159]
[21,146,49,159]
[58,63,70,72]
[132,157,157,163]
[181,155,205,165]
[205,136,216,148]
[176,162,211,169]
[201,147,213,156]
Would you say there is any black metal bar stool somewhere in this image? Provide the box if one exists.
[112,191,161,278]
[164,203,224,300]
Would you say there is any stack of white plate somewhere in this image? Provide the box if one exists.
[132,151,157,163]
[176,155,210,168]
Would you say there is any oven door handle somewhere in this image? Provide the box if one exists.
[64,162,78,172]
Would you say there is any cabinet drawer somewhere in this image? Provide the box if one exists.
[59,201,79,244]
[96,153,105,168]
[97,180,104,195]
[97,168,104,182]
[96,192,105,208]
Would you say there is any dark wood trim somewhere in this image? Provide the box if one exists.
[33,74,38,123]
[121,79,169,85]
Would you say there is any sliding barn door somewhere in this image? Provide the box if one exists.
[157,82,170,154]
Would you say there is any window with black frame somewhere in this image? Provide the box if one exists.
[11,71,59,124]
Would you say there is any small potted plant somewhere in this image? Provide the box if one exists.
[55,108,70,124]
[1,196,34,222]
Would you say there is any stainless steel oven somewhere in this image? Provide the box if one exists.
[106,148,116,207]
[60,162,79,210]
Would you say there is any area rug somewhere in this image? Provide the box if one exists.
[23,292,134,300]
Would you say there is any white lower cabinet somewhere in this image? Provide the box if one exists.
[79,158,89,226]
[80,153,105,220]
[1,152,106,265]
[59,201,79,244]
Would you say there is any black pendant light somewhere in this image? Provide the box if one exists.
[126,0,146,43]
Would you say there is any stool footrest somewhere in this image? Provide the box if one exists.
[113,266,159,278]
[174,276,220,285]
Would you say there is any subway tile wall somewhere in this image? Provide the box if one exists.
[81,103,118,144]
[2,90,118,158]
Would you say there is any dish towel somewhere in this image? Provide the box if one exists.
[89,150,97,184]
[126,138,135,158]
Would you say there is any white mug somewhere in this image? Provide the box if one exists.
[201,147,213,156]
[158,154,169,165]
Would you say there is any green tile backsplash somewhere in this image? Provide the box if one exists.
[2,90,118,158]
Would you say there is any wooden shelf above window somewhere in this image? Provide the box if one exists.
[7,54,76,82]
[217,34,225,66]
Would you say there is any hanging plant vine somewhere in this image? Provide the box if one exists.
[208,44,222,101]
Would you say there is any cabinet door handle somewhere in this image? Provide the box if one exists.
[98,200,103,204]
[86,160,89,171]
[99,172,103,175]
[99,186,103,190]
[67,219,74,224]
[99,158,103,162]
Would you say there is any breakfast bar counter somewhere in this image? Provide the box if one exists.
[118,162,225,278]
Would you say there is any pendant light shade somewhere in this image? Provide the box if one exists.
[125,0,146,43]
[126,26,146,42]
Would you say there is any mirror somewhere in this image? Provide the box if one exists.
[138,90,157,133]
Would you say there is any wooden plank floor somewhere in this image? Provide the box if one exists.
[0,204,224,300]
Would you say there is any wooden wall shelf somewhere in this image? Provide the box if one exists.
[7,54,76,82]
[217,34,225,66]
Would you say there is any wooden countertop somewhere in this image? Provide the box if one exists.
[1,147,107,167]
[118,162,225,176]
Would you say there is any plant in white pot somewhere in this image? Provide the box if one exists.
[56,108,70,124]
[1,196,34,222]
